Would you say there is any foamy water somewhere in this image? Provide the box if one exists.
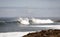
[17,18,54,25]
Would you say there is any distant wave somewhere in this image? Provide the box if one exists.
[0,21,18,23]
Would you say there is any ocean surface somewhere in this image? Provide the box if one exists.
[0,17,60,24]
[0,17,60,32]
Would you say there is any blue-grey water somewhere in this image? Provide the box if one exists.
[0,17,60,32]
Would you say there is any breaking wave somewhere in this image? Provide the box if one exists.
[0,18,54,25]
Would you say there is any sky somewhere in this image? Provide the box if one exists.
[0,0,60,17]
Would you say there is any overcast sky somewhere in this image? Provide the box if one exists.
[0,0,60,17]
[0,0,60,8]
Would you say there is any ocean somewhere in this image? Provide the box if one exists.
[0,17,60,32]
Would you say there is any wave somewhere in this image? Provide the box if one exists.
[0,21,18,23]
[0,18,54,25]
